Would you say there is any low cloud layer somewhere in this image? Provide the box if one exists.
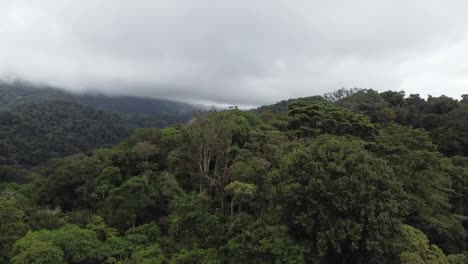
[1,0,468,106]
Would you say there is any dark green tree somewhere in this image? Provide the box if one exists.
[271,135,407,263]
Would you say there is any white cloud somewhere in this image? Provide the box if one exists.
[1,0,467,105]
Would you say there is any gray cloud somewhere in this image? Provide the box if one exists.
[1,0,468,106]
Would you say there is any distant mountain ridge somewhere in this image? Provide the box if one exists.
[0,100,129,167]
[0,80,203,166]
[0,80,200,115]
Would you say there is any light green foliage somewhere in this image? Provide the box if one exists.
[398,225,448,264]
[288,101,375,139]
[0,193,27,263]
[10,240,65,264]
[447,254,467,264]
[227,221,305,264]
[11,224,132,264]
[125,243,166,264]
[230,155,266,184]
[169,248,221,264]
[28,207,66,231]
[225,181,256,215]
[86,215,119,239]
[125,222,161,246]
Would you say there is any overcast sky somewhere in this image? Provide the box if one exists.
[1,0,468,106]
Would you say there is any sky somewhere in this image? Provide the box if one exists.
[1,0,468,106]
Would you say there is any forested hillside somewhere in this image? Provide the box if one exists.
[0,82,200,167]
[0,101,129,167]
[0,81,198,129]
[0,80,198,115]
[1,89,468,264]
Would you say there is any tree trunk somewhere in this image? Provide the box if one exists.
[220,186,225,215]
[230,199,234,217]
[219,160,230,215]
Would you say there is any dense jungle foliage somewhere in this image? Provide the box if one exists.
[1,88,468,264]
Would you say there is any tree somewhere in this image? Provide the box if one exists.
[105,176,156,230]
[186,111,238,213]
[461,94,468,104]
[0,194,26,263]
[10,224,132,264]
[425,95,458,115]
[10,240,65,264]
[225,181,256,216]
[397,225,448,264]
[288,102,375,139]
[226,221,305,263]
[271,135,407,263]
[337,89,387,123]
[28,207,66,231]
[432,104,468,156]
[169,193,222,249]
[125,222,161,246]
[448,156,468,216]
[381,90,405,108]
[125,243,166,264]
[132,141,157,173]
[375,125,467,253]
[169,248,221,264]
[323,88,361,102]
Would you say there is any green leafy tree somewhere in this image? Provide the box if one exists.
[125,222,161,246]
[10,240,65,264]
[271,135,407,263]
[124,243,166,264]
[381,90,405,108]
[0,194,26,263]
[227,221,305,264]
[323,88,361,103]
[169,248,221,264]
[169,193,222,249]
[375,125,466,253]
[105,176,156,230]
[225,181,256,216]
[11,224,131,264]
[432,104,468,156]
[397,225,448,264]
[186,111,238,213]
[288,102,375,139]
[28,207,66,231]
[337,89,387,123]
